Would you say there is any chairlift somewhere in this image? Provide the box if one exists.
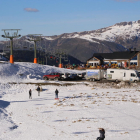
[14,42,20,49]
[6,38,10,48]
[14,46,20,49]
[50,56,53,59]
[6,45,10,48]
[4,50,10,53]
[29,47,34,50]
[23,46,28,49]
[64,57,68,61]
[64,53,68,61]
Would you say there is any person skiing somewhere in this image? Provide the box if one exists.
[55,89,59,99]
[96,128,105,140]
[29,89,32,99]
[37,86,40,96]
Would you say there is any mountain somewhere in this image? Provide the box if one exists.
[1,20,140,62]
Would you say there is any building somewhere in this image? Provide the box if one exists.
[87,49,140,68]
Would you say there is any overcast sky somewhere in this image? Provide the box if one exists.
[0,0,140,40]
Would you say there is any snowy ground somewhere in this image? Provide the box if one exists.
[0,62,140,140]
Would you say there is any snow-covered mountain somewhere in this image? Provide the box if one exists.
[44,20,140,43]
[39,20,140,62]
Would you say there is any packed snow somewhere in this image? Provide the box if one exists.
[0,62,140,140]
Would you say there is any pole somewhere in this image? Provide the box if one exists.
[34,41,37,63]
[27,34,42,64]
[59,54,63,68]
[46,56,47,65]
[10,38,14,63]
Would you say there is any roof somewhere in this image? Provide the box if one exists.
[88,51,139,61]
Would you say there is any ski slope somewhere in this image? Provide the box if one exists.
[0,62,140,140]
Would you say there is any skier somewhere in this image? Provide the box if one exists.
[29,89,32,99]
[55,89,59,99]
[37,86,40,96]
[96,128,105,140]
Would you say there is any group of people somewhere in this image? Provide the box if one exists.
[29,87,105,140]
[29,86,41,99]
[29,87,59,100]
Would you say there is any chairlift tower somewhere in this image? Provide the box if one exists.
[1,29,21,63]
[27,34,42,63]
[55,51,68,68]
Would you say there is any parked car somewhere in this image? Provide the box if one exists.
[77,72,86,79]
[60,73,69,80]
[43,72,63,81]
[67,73,79,80]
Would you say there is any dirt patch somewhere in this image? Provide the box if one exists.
[9,80,140,88]
[8,82,88,86]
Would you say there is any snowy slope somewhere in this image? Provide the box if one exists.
[0,62,140,140]
[0,62,84,83]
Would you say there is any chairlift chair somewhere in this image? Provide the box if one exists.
[23,46,28,49]
[14,46,20,49]
[5,50,10,53]
[64,57,68,61]
[50,56,53,60]
[6,45,10,48]
[29,47,34,50]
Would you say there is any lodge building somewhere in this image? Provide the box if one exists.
[87,48,140,68]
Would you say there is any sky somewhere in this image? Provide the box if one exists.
[0,0,140,40]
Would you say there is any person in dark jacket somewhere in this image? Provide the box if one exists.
[29,89,32,99]
[37,86,40,96]
[96,128,105,140]
[55,89,59,99]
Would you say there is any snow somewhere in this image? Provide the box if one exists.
[60,20,140,43]
[42,36,54,40]
[0,62,140,140]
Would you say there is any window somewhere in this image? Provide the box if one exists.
[124,73,126,77]
[104,62,109,64]
[131,73,136,77]
[110,71,114,73]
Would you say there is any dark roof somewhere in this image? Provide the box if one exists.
[91,51,139,60]
[94,55,104,60]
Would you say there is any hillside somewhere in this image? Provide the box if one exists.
[0,62,83,83]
